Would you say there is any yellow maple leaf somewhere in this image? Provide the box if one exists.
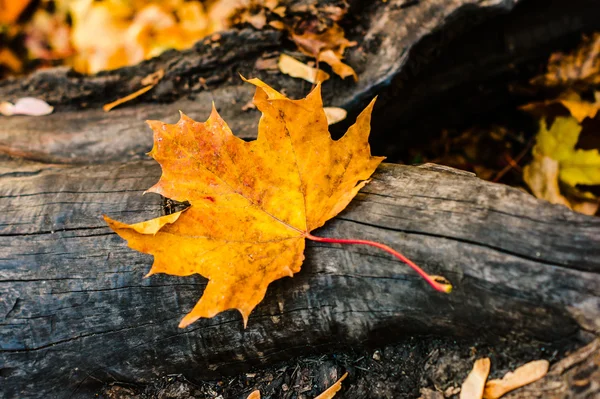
[105,79,450,328]
[532,116,600,186]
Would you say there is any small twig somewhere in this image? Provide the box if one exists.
[492,137,535,182]
[103,69,164,112]
[353,356,365,364]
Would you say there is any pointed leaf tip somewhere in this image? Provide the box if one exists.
[178,313,197,329]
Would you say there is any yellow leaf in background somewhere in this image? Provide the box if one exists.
[533,117,600,186]
[521,91,600,123]
[67,0,229,73]
[533,117,581,162]
[69,0,132,73]
[561,148,600,186]
[524,116,600,215]
[558,99,600,122]
[0,0,31,23]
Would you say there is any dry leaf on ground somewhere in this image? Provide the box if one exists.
[460,358,491,399]
[317,49,357,81]
[105,78,384,328]
[245,372,348,399]
[292,23,358,81]
[278,53,330,84]
[246,390,261,399]
[531,32,600,88]
[323,107,347,125]
[483,360,549,399]
[559,98,600,122]
[0,97,53,116]
[523,155,571,208]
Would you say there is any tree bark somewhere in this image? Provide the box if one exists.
[1,160,599,398]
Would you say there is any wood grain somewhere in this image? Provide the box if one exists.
[1,161,598,398]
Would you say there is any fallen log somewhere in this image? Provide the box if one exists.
[1,160,599,398]
[9,0,600,164]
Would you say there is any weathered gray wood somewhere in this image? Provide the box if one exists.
[1,160,599,398]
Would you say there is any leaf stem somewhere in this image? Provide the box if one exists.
[305,233,452,293]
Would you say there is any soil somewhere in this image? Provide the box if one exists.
[98,333,583,399]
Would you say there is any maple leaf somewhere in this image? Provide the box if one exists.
[531,117,600,186]
[520,91,600,123]
[292,23,358,81]
[105,78,450,328]
[524,116,600,215]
